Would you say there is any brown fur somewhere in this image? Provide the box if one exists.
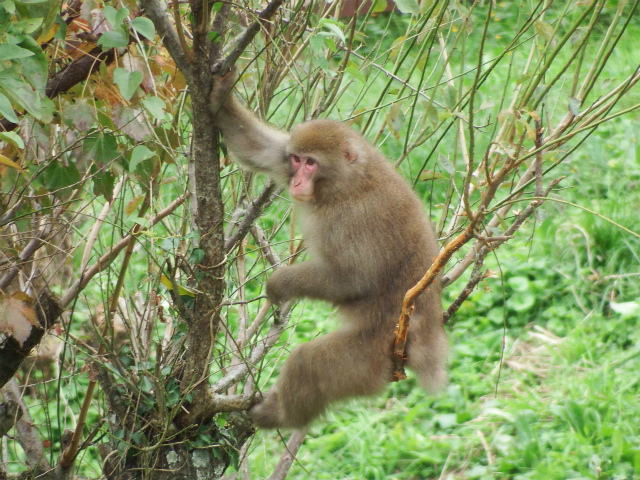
[211,73,448,429]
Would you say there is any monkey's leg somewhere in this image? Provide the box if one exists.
[250,327,392,429]
[405,315,448,393]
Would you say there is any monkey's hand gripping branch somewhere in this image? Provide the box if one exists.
[391,226,474,382]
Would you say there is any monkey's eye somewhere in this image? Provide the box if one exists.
[305,158,316,167]
[291,155,301,164]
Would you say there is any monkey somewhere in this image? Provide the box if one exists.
[210,72,448,430]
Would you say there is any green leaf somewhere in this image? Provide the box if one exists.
[102,5,128,28]
[0,44,34,61]
[115,6,129,26]
[54,14,67,40]
[42,161,81,192]
[394,0,419,14]
[90,165,116,202]
[345,63,365,84]
[83,133,120,164]
[131,17,155,40]
[564,400,586,436]
[515,118,535,141]
[425,102,438,127]
[323,36,337,54]
[516,72,533,86]
[2,0,16,14]
[443,84,457,110]
[0,92,18,123]
[318,19,346,44]
[438,154,455,175]
[142,96,166,120]
[190,248,205,264]
[505,292,535,312]
[0,70,51,121]
[113,67,143,101]
[129,145,154,172]
[455,410,471,423]
[160,275,195,297]
[98,29,129,49]
[372,0,387,12]
[0,131,24,148]
[386,102,405,140]
[568,97,581,116]
[507,276,530,292]
[611,429,624,464]
[309,35,326,54]
[12,17,43,34]
[17,36,48,92]
[390,36,406,61]
[534,20,554,43]
[453,0,470,19]
[139,376,153,394]
[434,413,457,429]
[419,170,446,181]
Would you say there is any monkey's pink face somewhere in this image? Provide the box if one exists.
[290,154,317,202]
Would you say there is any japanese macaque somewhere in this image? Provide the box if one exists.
[210,72,448,430]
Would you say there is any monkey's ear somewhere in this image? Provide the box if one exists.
[342,140,359,164]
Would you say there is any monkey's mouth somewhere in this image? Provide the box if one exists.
[289,179,314,202]
[291,191,314,202]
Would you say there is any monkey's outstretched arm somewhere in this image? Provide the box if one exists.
[210,73,291,185]
[267,260,372,305]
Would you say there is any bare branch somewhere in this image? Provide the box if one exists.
[212,0,286,75]
[0,226,52,290]
[443,256,487,324]
[225,182,280,253]
[268,427,309,480]
[1,379,50,472]
[0,396,20,437]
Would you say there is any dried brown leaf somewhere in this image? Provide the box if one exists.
[0,293,38,346]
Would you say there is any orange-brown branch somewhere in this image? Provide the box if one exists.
[391,226,473,381]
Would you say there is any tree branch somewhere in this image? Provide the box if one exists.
[267,427,308,480]
[225,182,279,253]
[212,0,286,75]
[1,379,50,473]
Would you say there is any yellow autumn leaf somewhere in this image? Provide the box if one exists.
[160,275,196,297]
[0,153,25,173]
